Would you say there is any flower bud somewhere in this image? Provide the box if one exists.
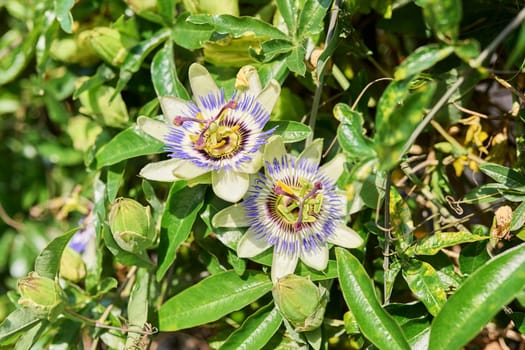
[80,27,136,66]
[272,274,328,332]
[203,33,261,67]
[60,247,87,282]
[17,272,64,319]
[108,198,156,254]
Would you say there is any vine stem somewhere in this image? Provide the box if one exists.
[306,0,341,146]
[400,5,525,158]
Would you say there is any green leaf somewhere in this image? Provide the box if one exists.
[125,268,149,348]
[157,0,176,26]
[106,162,125,203]
[297,0,332,38]
[416,0,462,42]
[158,270,272,331]
[429,243,525,350]
[285,45,307,75]
[0,308,41,345]
[275,0,297,36]
[156,184,206,281]
[151,40,190,99]
[54,0,74,33]
[12,320,44,350]
[374,81,436,171]
[0,26,40,86]
[34,228,77,279]
[511,201,525,231]
[336,248,410,350]
[404,231,489,256]
[73,65,116,99]
[94,126,164,169]
[173,13,214,50]
[394,44,455,80]
[390,187,414,250]
[458,241,490,275]
[453,39,481,63]
[258,39,295,62]
[113,29,171,97]
[334,103,375,159]
[402,260,447,316]
[384,260,402,302]
[219,303,282,350]
[265,121,311,143]
[479,162,525,190]
[188,14,288,40]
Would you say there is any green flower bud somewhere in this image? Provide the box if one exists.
[108,198,156,254]
[60,247,86,282]
[80,27,136,67]
[272,274,328,332]
[17,272,64,320]
[202,33,261,67]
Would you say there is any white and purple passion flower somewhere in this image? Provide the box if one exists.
[212,136,364,282]
[137,64,280,202]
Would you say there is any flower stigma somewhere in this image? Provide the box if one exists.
[274,179,324,231]
[174,99,242,159]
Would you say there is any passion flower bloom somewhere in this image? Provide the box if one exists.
[138,64,280,202]
[212,136,364,282]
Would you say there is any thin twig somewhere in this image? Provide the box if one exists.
[451,101,489,119]
[472,7,525,67]
[306,0,341,145]
[382,174,392,305]
[0,202,24,231]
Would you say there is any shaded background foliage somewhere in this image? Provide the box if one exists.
[1,0,525,349]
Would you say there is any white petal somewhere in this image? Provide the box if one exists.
[212,204,249,228]
[139,159,181,182]
[263,135,286,164]
[189,63,219,100]
[300,246,329,271]
[327,224,364,248]
[212,171,249,202]
[298,138,323,166]
[236,151,263,174]
[137,116,169,141]
[320,153,346,182]
[256,79,281,113]
[237,228,270,258]
[172,159,210,179]
[271,251,299,283]
[186,172,212,187]
[159,96,190,124]
[235,65,262,95]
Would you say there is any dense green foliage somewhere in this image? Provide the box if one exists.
[1,0,525,349]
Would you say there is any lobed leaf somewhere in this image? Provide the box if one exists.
[429,243,525,350]
[297,0,332,39]
[188,14,288,40]
[336,248,410,350]
[285,45,307,75]
[158,270,272,331]
[275,0,297,36]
